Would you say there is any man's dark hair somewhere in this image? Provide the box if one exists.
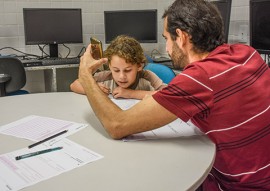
[162,0,225,53]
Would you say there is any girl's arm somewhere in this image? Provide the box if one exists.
[70,79,110,95]
[70,79,86,94]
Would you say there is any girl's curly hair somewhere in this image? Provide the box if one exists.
[104,35,147,65]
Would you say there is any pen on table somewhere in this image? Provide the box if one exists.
[15,146,63,161]
[28,130,68,149]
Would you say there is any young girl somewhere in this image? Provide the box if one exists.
[70,35,166,99]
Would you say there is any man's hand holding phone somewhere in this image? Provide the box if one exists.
[79,44,107,78]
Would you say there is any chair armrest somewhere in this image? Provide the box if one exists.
[0,73,11,83]
[0,74,11,96]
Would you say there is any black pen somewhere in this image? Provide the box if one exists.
[15,146,63,160]
[28,130,68,148]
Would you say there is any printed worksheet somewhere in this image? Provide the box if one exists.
[123,119,203,141]
[0,139,103,191]
[0,115,87,144]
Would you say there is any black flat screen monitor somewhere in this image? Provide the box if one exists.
[250,0,270,54]
[23,8,83,58]
[211,0,232,43]
[104,9,157,44]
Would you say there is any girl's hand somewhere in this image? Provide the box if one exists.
[98,82,110,95]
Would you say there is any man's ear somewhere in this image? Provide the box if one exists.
[175,29,189,46]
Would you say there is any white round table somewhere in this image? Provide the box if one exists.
[0,92,215,191]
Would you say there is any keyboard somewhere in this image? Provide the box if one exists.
[21,59,43,67]
[42,57,80,66]
[152,56,172,63]
[21,57,80,67]
[161,62,174,69]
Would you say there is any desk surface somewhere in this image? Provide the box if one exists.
[24,63,79,71]
[0,92,215,191]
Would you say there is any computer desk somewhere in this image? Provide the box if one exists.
[0,92,215,191]
[24,64,79,92]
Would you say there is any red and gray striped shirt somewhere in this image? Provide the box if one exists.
[153,44,270,190]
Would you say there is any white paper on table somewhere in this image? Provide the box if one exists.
[109,96,203,141]
[110,95,140,110]
[0,115,87,144]
[123,119,203,141]
[0,138,103,191]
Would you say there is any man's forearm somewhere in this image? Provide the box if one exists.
[80,74,124,139]
[127,90,157,100]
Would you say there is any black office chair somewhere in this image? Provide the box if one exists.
[0,57,28,97]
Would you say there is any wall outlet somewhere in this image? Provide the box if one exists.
[238,25,248,43]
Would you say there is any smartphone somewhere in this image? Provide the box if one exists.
[90,37,103,60]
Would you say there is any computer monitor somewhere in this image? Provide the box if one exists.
[250,0,270,54]
[23,8,83,58]
[211,0,232,43]
[104,9,157,44]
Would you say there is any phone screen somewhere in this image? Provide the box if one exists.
[90,37,103,60]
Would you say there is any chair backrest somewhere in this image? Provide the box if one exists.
[144,63,176,84]
[0,57,27,96]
